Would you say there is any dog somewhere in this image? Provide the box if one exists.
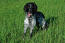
[24,2,46,37]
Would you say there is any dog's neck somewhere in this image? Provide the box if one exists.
[25,12,35,24]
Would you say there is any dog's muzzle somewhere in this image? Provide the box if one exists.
[28,12,32,17]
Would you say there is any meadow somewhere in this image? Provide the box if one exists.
[0,0,65,43]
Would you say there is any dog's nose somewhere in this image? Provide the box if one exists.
[28,12,32,17]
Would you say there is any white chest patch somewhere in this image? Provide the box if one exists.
[24,17,29,25]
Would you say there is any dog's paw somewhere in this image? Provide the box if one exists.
[24,33,26,36]
[22,33,26,41]
[30,33,33,38]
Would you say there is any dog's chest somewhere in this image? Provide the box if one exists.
[28,17,33,25]
[24,13,36,27]
[24,16,36,28]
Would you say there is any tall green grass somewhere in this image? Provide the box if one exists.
[0,0,65,43]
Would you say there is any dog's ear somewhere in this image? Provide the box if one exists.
[24,4,27,12]
[24,4,28,12]
[33,2,37,13]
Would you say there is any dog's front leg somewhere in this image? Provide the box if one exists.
[30,26,33,38]
[24,24,28,35]
[24,18,29,35]
[30,19,36,38]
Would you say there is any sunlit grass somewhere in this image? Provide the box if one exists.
[0,0,65,43]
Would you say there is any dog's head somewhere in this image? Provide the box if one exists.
[24,2,37,14]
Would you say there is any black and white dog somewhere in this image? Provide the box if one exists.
[24,2,46,37]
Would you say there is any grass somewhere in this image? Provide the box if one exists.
[0,0,65,43]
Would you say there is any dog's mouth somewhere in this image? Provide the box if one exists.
[28,12,32,17]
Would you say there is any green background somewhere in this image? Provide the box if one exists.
[0,0,65,43]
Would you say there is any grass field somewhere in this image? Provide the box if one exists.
[0,0,65,43]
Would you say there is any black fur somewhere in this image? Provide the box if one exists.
[24,2,46,37]
[24,2,37,14]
